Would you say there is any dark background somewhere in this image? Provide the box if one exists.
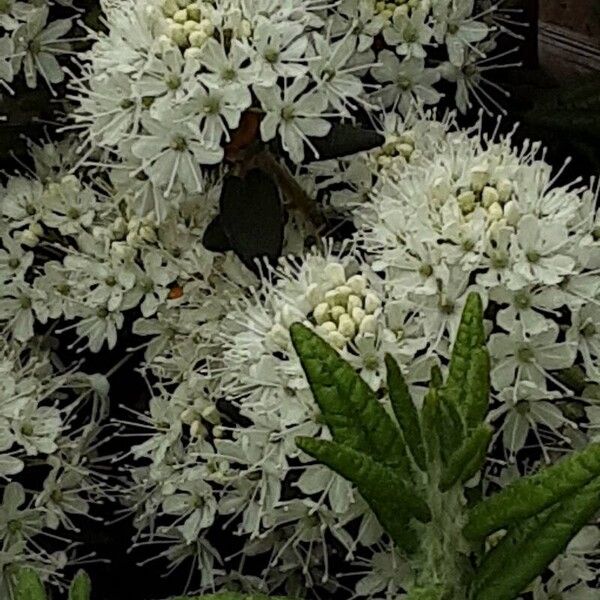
[1,1,599,598]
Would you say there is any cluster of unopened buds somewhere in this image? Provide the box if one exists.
[160,0,249,49]
[372,130,420,172]
[433,163,517,226]
[306,265,382,349]
[111,214,158,246]
[375,0,427,20]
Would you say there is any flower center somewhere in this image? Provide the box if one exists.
[170,135,188,151]
[513,291,531,310]
[517,346,535,363]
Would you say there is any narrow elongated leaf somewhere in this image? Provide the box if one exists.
[385,354,427,471]
[220,169,284,269]
[297,437,430,553]
[421,387,440,463]
[436,400,465,465]
[470,475,600,600]
[442,293,486,426]
[439,424,492,492]
[464,442,600,540]
[304,124,384,162]
[69,570,92,600]
[462,347,490,430]
[13,568,46,600]
[290,323,412,476]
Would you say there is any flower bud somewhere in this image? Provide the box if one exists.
[364,292,381,314]
[190,420,207,438]
[338,314,356,338]
[487,202,503,222]
[319,321,337,333]
[327,331,347,349]
[481,185,499,208]
[359,315,378,334]
[470,164,490,192]
[347,274,367,295]
[324,262,346,287]
[313,302,330,324]
[351,306,366,325]
[458,190,476,214]
[268,323,289,349]
[497,178,512,203]
[330,305,346,323]
[173,8,188,23]
[347,294,362,313]
[201,405,220,425]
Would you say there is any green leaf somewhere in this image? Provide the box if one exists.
[421,387,441,463]
[439,424,492,492]
[13,568,46,600]
[297,437,430,553]
[202,216,232,253]
[464,442,600,540]
[69,570,92,600]
[219,169,284,269]
[385,354,427,471]
[470,475,600,600]
[290,323,412,476]
[303,124,384,162]
[442,292,487,429]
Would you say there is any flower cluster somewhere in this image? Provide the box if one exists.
[69,0,504,215]
[119,115,600,599]
[0,135,231,352]
[0,333,109,593]
[342,114,600,463]
[122,245,440,597]
[0,0,77,97]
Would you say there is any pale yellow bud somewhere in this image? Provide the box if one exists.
[397,143,414,159]
[470,164,490,192]
[347,294,362,314]
[330,305,346,323]
[359,314,378,334]
[313,302,330,325]
[352,306,366,325]
[481,185,500,208]
[364,293,381,314]
[487,202,503,222]
[347,274,367,295]
[338,314,356,338]
[173,8,188,23]
[335,285,353,302]
[328,331,347,349]
[497,178,512,203]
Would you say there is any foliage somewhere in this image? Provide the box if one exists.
[290,293,600,600]
[12,569,91,600]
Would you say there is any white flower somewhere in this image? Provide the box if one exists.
[255,78,331,163]
[12,6,72,92]
[509,214,576,289]
[489,323,576,391]
[371,51,441,112]
[131,113,223,195]
[383,7,433,59]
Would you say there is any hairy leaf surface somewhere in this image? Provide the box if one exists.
[464,442,600,539]
[290,323,411,476]
[470,475,600,600]
[297,436,430,552]
[385,354,427,471]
